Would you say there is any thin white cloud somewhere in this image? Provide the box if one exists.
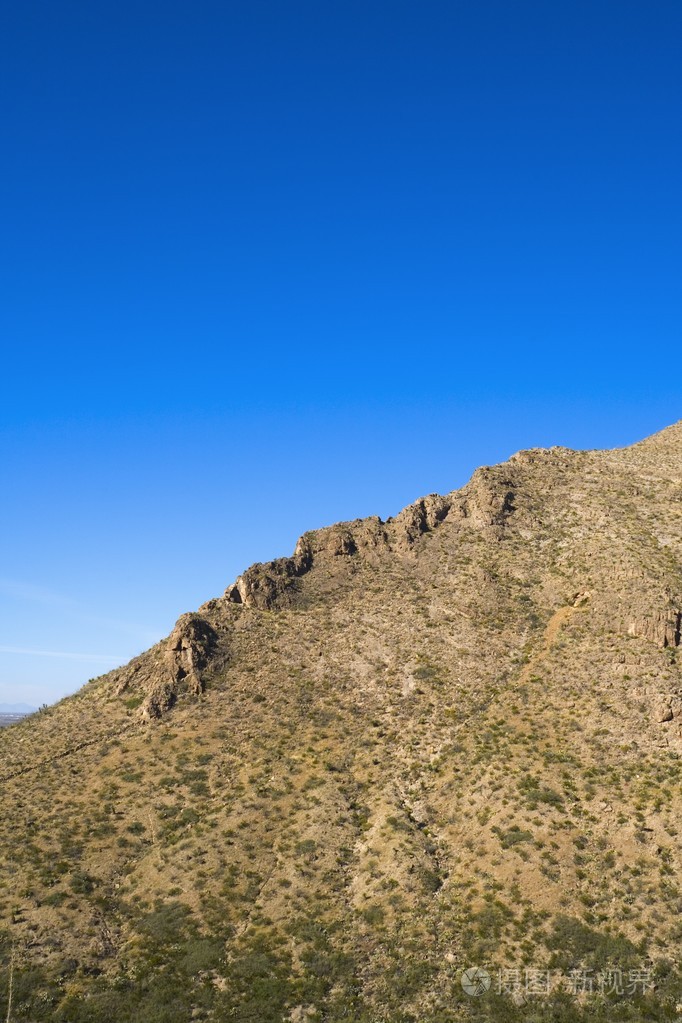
[0,577,161,645]
[0,578,75,607]
[0,645,123,663]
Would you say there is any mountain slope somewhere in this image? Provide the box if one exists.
[1,424,681,1022]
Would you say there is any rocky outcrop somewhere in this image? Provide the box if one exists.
[651,693,682,724]
[225,518,392,609]
[224,497,457,609]
[225,530,316,610]
[224,473,519,609]
[389,495,452,548]
[652,696,674,723]
[627,609,681,648]
[460,467,516,532]
[226,558,303,610]
[166,614,218,693]
[319,525,357,556]
[140,679,177,721]
[140,614,218,720]
[509,445,576,466]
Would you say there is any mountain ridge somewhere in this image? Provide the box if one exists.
[0,421,681,1022]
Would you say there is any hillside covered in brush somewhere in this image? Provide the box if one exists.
[1,423,682,1022]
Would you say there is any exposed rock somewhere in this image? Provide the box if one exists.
[509,445,576,466]
[140,680,177,721]
[390,494,452,547]
[652,696,674,723]
[292,534,315,571]
[227,558,302,609]
[320,525,357,556]
[460,467,516,531]
[139,614,217,720]
[628,609,681,648]
[225,518,392,608]
[223,473,517,609]
[166,613,218,694]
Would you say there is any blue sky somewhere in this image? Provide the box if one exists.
[1,1,681,704]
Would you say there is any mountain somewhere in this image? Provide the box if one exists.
[1,423,681,1022]
[0,703,36,715]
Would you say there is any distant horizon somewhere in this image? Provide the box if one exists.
[0,702,37,714]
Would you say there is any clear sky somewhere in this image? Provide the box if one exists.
[1,1,681,705]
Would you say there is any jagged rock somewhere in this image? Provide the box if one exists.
[226,518,391,608]
[390,494,452,547]
[140,680,177,721]
[114,676,130,696]
[509,445,576,466]
[138,614,217,720]
[628,609,681,648]
[322,526,357,556]
[652,696,674,723]
[166,613,218,694]
[303,517,389,560]
[222,472,517,607]
[292,534,314,571]
[460,468,516,531]
[227,559,301,609]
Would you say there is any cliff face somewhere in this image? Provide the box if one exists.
[1,423,682,1021]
